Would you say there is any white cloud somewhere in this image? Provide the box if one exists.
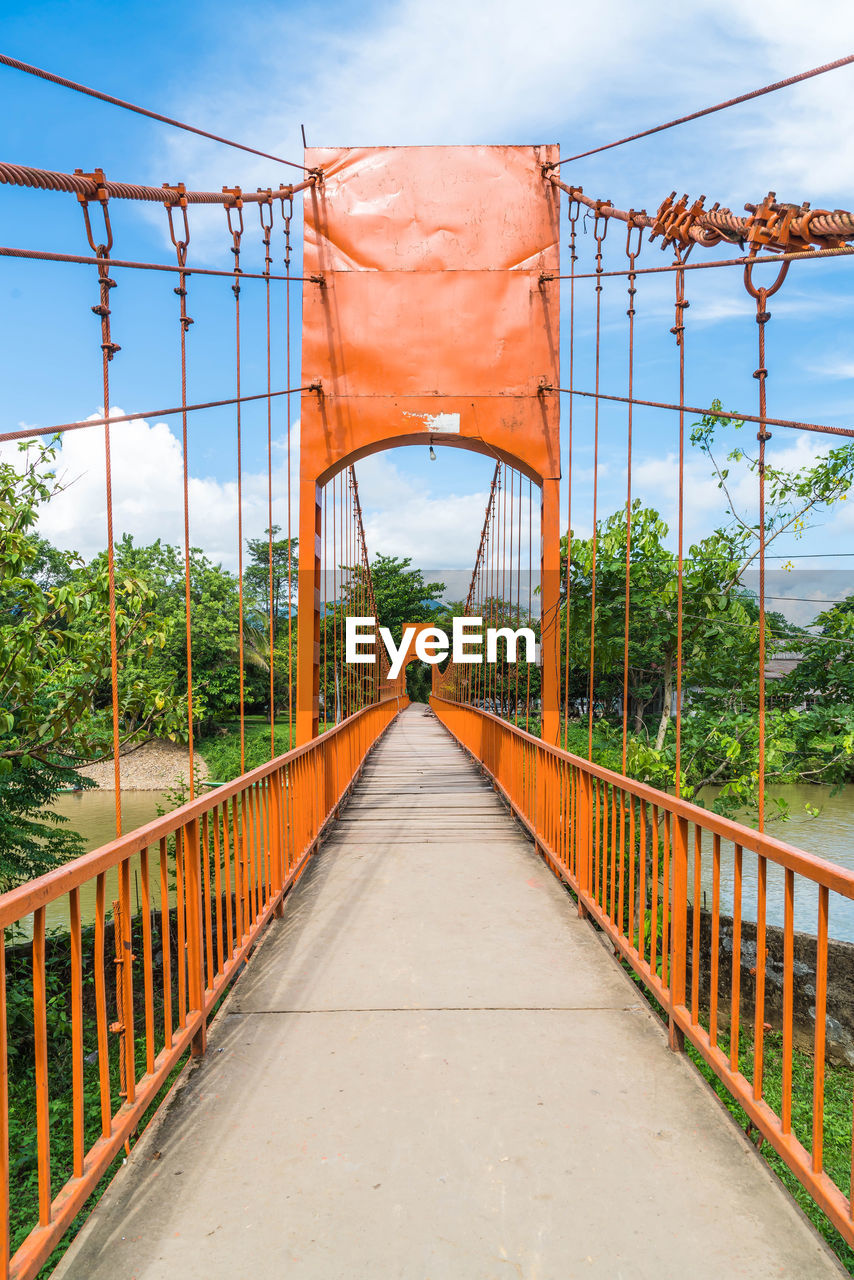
[632,431,840,547]
[353,450,538,573]
[808,356,854,381]
[20,410,300,570]
[146,0,854,264]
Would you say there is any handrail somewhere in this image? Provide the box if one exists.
[1,696,406,1280]
[430,695,854,1250]
[431,698,854,898]
[0,702,400,929]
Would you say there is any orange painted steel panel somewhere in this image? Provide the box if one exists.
[301,144,560,479]
[305,145,559,273]
[307,271,554,399]
[298,145,561,742]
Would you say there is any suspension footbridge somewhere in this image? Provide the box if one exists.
[2,49,854,1280]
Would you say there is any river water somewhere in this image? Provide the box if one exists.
[40,783,854,943]
[36,790,171,935]
[693,784,854,943]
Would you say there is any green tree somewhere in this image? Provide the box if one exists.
[244,527,298,630]
[100,536,244,734]
[0,442,185,885]
[560,404,854,820]
[363,554,445,642]
[319,554,445,720]
[786,598,854,706]
[240,530,299,719]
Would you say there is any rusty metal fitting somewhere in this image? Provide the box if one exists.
[592,199,612,232]
[223,187,245,267]
[625,210,644,260]
[161,180,188,208]
[309,273,326,287]
[74,166,108,206]
[257,189,275,230]
[744,257,790,303]
[742,192,845,253]
[308,379,323,393]
[76,168,114,257]
[650,192,706,251]
[163,184,191,266]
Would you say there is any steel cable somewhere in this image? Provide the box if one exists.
[0,55,310,172]
[550,54,854,168]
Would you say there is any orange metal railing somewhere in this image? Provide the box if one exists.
[430,695,854,1248]
[0,696,406,1280]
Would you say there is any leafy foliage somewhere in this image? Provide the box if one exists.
[0,443,185,885]
[559,405,854,821]
[103,535,245,732]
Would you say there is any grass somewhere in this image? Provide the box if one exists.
[689,1029,854,1272]
[621,963,854,1272]
[196,717,294,785]
[196,716,341,786]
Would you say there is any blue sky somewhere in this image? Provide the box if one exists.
[1,0,853,623]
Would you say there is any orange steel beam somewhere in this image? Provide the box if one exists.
[297,145,561,743]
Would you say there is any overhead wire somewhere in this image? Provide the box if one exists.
[553,388,854,440]
[0,387,312,445]
[0,55,311,172]
[0,243,310,282]
[549,54,854,168]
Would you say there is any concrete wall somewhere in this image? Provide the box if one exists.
[687,907,854,1067]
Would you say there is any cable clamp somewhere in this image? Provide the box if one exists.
[650,192,705,251]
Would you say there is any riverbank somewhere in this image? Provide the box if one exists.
[77,739,208,791]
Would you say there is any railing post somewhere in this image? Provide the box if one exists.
[0,932,7,1280]
[183,817,207,1056]
[669,814,689,1052]
[576,770,591,919]
[271,771,285,918]
[535,743,546,853]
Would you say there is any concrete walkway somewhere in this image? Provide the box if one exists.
[56,705,845,1279]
